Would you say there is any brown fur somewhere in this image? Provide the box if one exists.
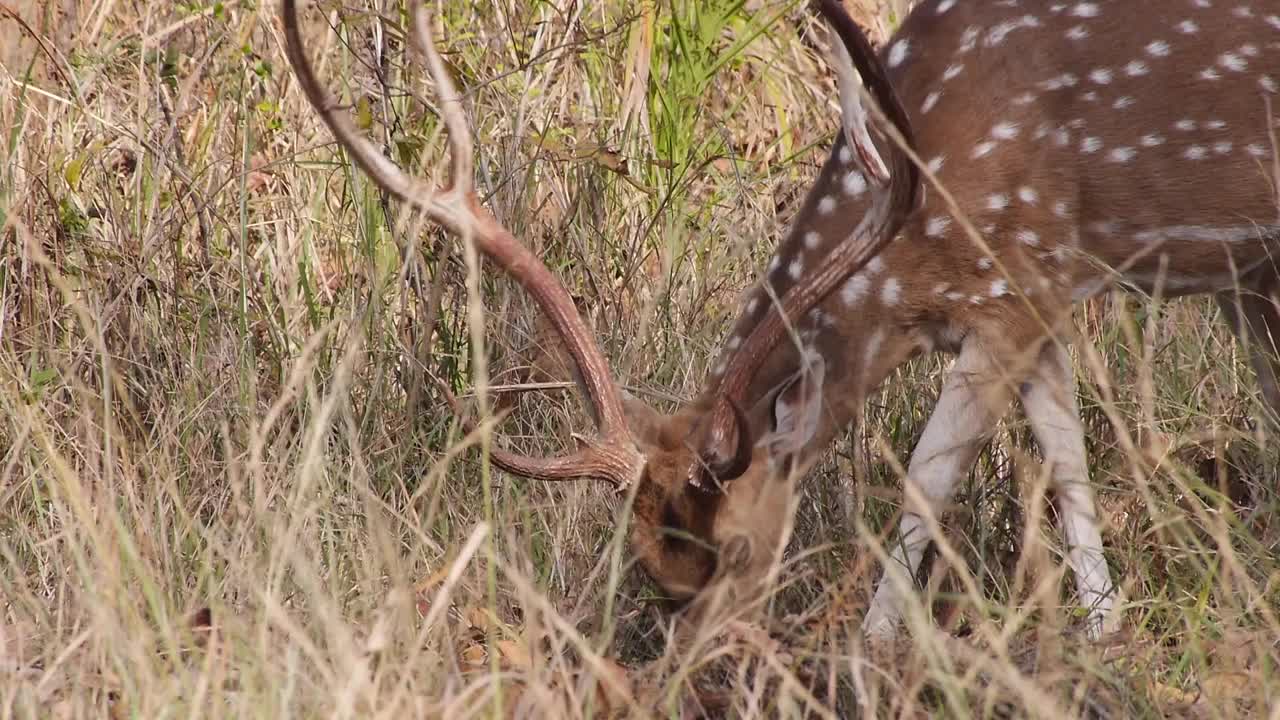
[615,0,1280,625]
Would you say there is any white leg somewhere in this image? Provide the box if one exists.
[862,340,1015,641]
[1019,342,1117,638]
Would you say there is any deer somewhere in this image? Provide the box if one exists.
[282,0,1280,648]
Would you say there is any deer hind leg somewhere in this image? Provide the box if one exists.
[1019,341,1117,639]
[1216,271,1280,429]
[862,339,1016,642]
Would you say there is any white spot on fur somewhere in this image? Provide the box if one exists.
[1053,128,1071,146]
[838,145,853,165]
[1066,25,1089,40]
[1140,133,1165,147]
[1233,5,1253,17]
[943,63,964,81]
[1267,14,1280,30]
[1053,200,1070,218]
[888,39,910,67]
[1246,143,1268,157]
[1261,76,1279,93]
[922,91,942,113]
[959,26,980,53]
[1088,68,1113,84]
[1218,52,1247,72]
[768,255,781,273]
[1040,73,1079,90]
[1112,96,1135,109]
[788,258,804,279]
[937,0,957,12]
[926,216,952,237]
[746,296,760,315]
[1124,60,1149,76]
[1017,229,1041,246]
[1018,186,1039,204]
[972,141,997,159]
[1174,119,1196,131]
[990,279,1011,297]
[987,193,1010,211]
[841,273,870,305]
[977,257,994,270]
[926,155,946,174]
[1213,141,1233,154]
[1206,119,1227,130]
[1080,136,1102,153]
[1185,145,1208,160]
[1146,40,1170,57]
[1200,67,1221,81]
[1013,92,1037,105]
[844,172,868,196]
[817,196,836,215]
[880,278,901,305]
[1107,146,1136,163]
[804,231,821,250]
[861,327,887,376]
[991,121,1020,140]
[1177,19,1199,34]
[1071,2,1099,16]
[1081,91,1099,102]
[867,256,886,274]
[1241,43,1260,57]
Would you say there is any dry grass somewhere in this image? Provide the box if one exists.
[2,1,1278,718]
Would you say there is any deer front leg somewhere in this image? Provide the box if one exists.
[1019,341,1117,639]
[862,339,1016,642]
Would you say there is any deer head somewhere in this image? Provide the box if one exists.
[280,0,917,611]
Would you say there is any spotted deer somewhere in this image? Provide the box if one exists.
[284,0,1280,645]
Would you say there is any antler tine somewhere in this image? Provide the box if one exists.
[409,6,472,198]
[693,0,919,481]
[282,0,643,487]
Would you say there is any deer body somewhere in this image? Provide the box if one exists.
[284,0,1280,649]
[699,0,1280,639]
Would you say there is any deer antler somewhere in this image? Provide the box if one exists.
[689,0,920,487]
[281,1,643,487]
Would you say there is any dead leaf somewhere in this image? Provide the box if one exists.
[1201,671,1253,704]
[188,606,214,650]
[592,658,635,713]
[459,642,487,670]
[591,148,628,176]
[465,606,493,634]
[496,639,533,671]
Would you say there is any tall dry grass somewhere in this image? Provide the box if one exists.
[1,1,1277,717]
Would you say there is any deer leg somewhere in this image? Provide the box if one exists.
[862,339,1016,641]
[1216,276,1280,429]
[1019,341,1117,639]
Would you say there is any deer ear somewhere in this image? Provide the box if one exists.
[824,2,890,186]
[759,352,827,458]
[621,390,665,447]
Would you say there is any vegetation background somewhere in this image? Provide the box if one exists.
[1,0,1277,717]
